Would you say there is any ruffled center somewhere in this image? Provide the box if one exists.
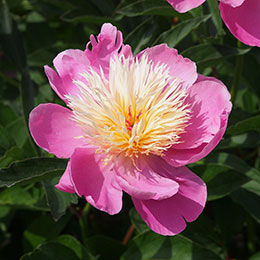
[67,55,191,162]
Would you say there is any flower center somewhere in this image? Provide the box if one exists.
[67,55,191,161]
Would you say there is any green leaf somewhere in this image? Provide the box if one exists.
[23,214,71,252]
[194,164,249,201]
[20,242,80,260]
[227,114,260,136]
[121,231,223,260]
[0,146,25,168]
[86,235,126,260]
[0,125,13,151]
[181,44,251,69]
[125,18,159,55]
[21,66,37,124]
[0,0,12,35]
[43,177,77,221]
[249,251,260,260]
[0,1,37,149]
[236,88,260,114]
[118,0,175,17]
[231,188,260,223]
[181,215,224,257]
[121,231,166,260]
[207,0,224,36]
[0,0,27,70]
[0,157,67,187]
[190,152,260,200]
[242,180,260,197]
[218,132,260,149]
[5,117,29,148]
[60,13,114,25]
[26,0,74,19]
[202,152,260,183]
[54,235,95,260]
[154,15,211,48]
[0,103,17,126]
[21,234,96,260]
[0,205,10,219]
[0,185,48,210]
[211,198,246,242]
[0,138,37,168]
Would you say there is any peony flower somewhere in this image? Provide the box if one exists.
[167,0,260,47]
[29,23,231,236]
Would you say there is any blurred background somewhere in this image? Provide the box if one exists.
[0,0,260,259]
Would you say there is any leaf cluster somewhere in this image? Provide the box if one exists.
[0,0,260,259]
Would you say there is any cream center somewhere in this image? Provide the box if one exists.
[67,55,191,162]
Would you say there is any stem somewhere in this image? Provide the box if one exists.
[231,42,244,104]
[122,224,135,245]
[247,214,255,254]
[78,203,91,245]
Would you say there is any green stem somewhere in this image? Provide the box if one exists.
[231,42,244,104]
[247,214,255,254]
[79,203,91,245]
[122,224,135,245]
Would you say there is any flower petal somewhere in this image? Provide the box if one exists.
[165,75,232,167]
[45,24,132,104]
[85,23,132,76]
[29,103,85,158]
[176,75,231,149]
[114,156,179,200]
[140,44,197,88]
[133,165,207,236]
[45,50,90,104]
[44,65,66,102]
[167,0,206,12]
[53,49,90,79]
[70,147,123,215]
[56,161,75,193]
[219,0,260,47]
[165,113,229,167]
[219,0,245,8]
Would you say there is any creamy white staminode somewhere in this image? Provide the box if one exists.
[67,55,191,162]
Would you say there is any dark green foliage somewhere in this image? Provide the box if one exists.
[0,0,260,259]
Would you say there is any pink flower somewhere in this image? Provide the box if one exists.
[167,0,260,47]
[29,23,231,236]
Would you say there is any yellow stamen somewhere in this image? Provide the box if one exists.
[66,55,191,161]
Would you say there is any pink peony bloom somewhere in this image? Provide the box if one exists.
[167,0,260,47]
[29,23,231,236]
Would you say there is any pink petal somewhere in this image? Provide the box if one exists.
[53,49,90,79]
[85,23,132,76]
[176,75,231,149]
[164,75,231,167]
[139,44,197,88]
[45,49,90,104]
[56,161,75,193]
[219,0,245,8]
[114,156,179,200]
[165,113,229,167]
[50,49,90,102]
[133,165,207,236]
[70,147,123,215]
[45,24,132,104]
[29,103,85,158]
[219,0,260,47]
[44,65,66,102]
[167,0,206,13]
